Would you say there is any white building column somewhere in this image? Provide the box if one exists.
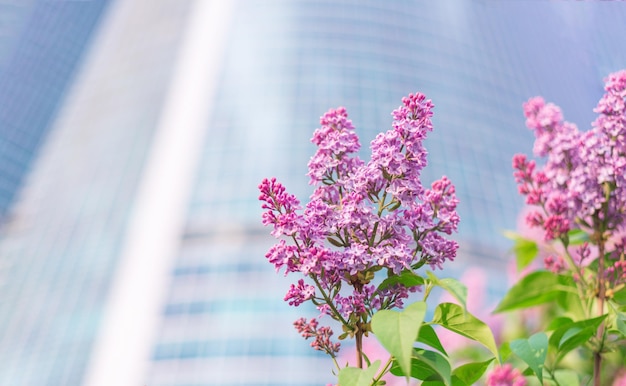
[82,1,234,385]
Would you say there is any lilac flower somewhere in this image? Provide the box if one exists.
[575,241,591,265]
[307,107,363,186]
[542,214,569,241]
[265,240,298,274]
[284,279,316,306]
[486,364,527,386]
[259,93,459,357]
[513,70,626,241]
[605,260,626,283]
[543,255,566,273]
[423,176,460,235]
[294,317,341,357]
[512,72,626,384]
[259,177,303,238]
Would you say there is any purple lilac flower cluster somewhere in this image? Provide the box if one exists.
[511,70,626,386]
[543,254,566,274]
[513,71,626,277]
[259,93,459,354]
[294,317,341,357]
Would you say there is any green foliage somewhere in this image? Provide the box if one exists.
[338,360,380,386]
[363,278,502,385]
[498,341,512,362]
[371,301,427,381]
[378,270,424,292]
[564,228,590,246]
[389,348,451,385]
[546,316,573,331]
[494,271,577,313]
[616,311,626,336]
[548,315,607,363]
[503,230,539,271]
[368,298,499,386]
[431,302,499,360]
[398,358,494,386]
[451,358,495,385]
[427,271,468,310]
[417,324,448,356]
[510,332,548,383]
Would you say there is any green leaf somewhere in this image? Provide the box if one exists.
[557,327,593,356]
[327,237,345,247]
[499,341,512,361]
[417,324,448,356]
[338,360,380,386]
[389,355,433,379]
[616,312,626,336]
[549,315,606,347]
[515,239,539,271]
[549,315,607,362]
[389,349,451,386]
[547,317,573,331]
[494,271,577,313]
[422,378,468,386]
[378,270,424,292]
[372,301,427,380]
[431,302,499,360]
[510,332,548,384]
[451,358,495,385]
[503,230,539,271]
[421,381,448,386]
[427,271,468,310]
[566,229,589,246]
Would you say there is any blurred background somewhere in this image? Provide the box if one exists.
[0,1,625,385]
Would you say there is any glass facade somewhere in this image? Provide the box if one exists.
[0,1,625,385]
[0,1,193,384]
[0,0,111,221]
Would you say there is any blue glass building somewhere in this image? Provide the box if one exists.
[0,1,110,222]
[0,1,192,384]
[0,1,625,385]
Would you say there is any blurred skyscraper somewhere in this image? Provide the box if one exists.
[0,0,110,221]
[1,1,625,385]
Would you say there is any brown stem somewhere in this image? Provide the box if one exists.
[355,327,364,369]
[353,280,365,369]
[594,239,606,386]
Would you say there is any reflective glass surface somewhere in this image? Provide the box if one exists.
[0,1,110,221]
[0,1,193,384]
